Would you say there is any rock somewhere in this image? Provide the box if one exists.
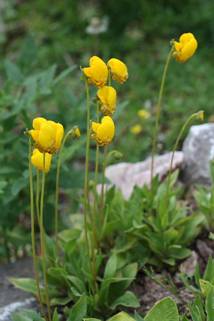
[182,124,214,185]
[0,298,36,321]
[104,152,183,199]
[179,251,198,277]
[0,257,35,321]
[196,239,213,261]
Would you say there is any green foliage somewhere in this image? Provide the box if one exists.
[11,232,139,318]
[194,161,214,231]
[144,297,179,321]
[12,297,180,321]
[103,172,203,266]
[0,55,82,261]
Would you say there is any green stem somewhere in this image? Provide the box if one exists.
[28,139,43,313]
[40,153,51,321]
[84,78,94,291]
[36,170,40,222]
[100,145,108,223]
[151,47,173,182]
[167,112,203,191]
[55,129,75,256]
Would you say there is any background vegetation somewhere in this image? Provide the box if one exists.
[0,0,214,261]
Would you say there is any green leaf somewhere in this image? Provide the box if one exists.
[107,311,135,321]
[9,277,38,296]
[144,297,179,321]
[110,291,140,309]
[204,257,214,283]
[50,296,72,306]
[4,59,23,83]
[104,254,118,279]
[53,65,77,84]
[206,287,214,321]
[199,279,214,296]
[67,295,87,321]
[12,309,45,321]
[52,309,59,321]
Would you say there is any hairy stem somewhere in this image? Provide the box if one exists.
[150,47,173,182]
[28,139,43,313]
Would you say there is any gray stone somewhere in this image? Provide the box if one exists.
[104,152,183,199]
[0,298,36,321]
[0,258,35,321]
[179,251,198,277]
[182,124,214,185]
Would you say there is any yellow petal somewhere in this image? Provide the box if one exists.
[107,58,128,84]
[83,56,108,87]
[95,116,115,145]
[31,149,52,173]
[29,129,39,142]
[38,123,56,151]
[173,32,198,63]
[32,117,47,130]
[97,86,117,115]
[55,123,64,150]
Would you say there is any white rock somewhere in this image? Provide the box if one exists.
[182,124,214,185]
[104,152,183,199]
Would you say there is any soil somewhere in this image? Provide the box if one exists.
[132,236,214,314]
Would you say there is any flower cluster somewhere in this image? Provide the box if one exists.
[82,55,128,146]
[29,117,64,172]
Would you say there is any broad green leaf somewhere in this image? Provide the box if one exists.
[4,59,23,83]
[199,279,214,296]
[52,309,59,321]
[67,295,87,321]
[12,309,45,321]
[50,296,72,306]
[204,257,214,283]
[9,277,38,296]
[104,254,118,279]
[189,300,204,321]
[110,291,140,309]
[144,297,179,321]
[206,287,214,321]
[107,311,135,321]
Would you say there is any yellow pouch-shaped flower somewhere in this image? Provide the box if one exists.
[97,86,117,115]
[82,56,108,87]
[31,149,52,173]
[91,116,115,146]
[107,58,128,84]
[173,33,198,63]
[29,117,64,154]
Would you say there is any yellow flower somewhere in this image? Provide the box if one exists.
[29,117,64,154]
[91,116,115,146]
[137,109,151,120]
[130,124,143,135]
[31,149,52,173]
[97,86,117,115]
[82,56,108,87]
[173,33,198,63]
[107,58,128,84]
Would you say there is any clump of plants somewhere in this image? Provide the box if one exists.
[10,32,211,321]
